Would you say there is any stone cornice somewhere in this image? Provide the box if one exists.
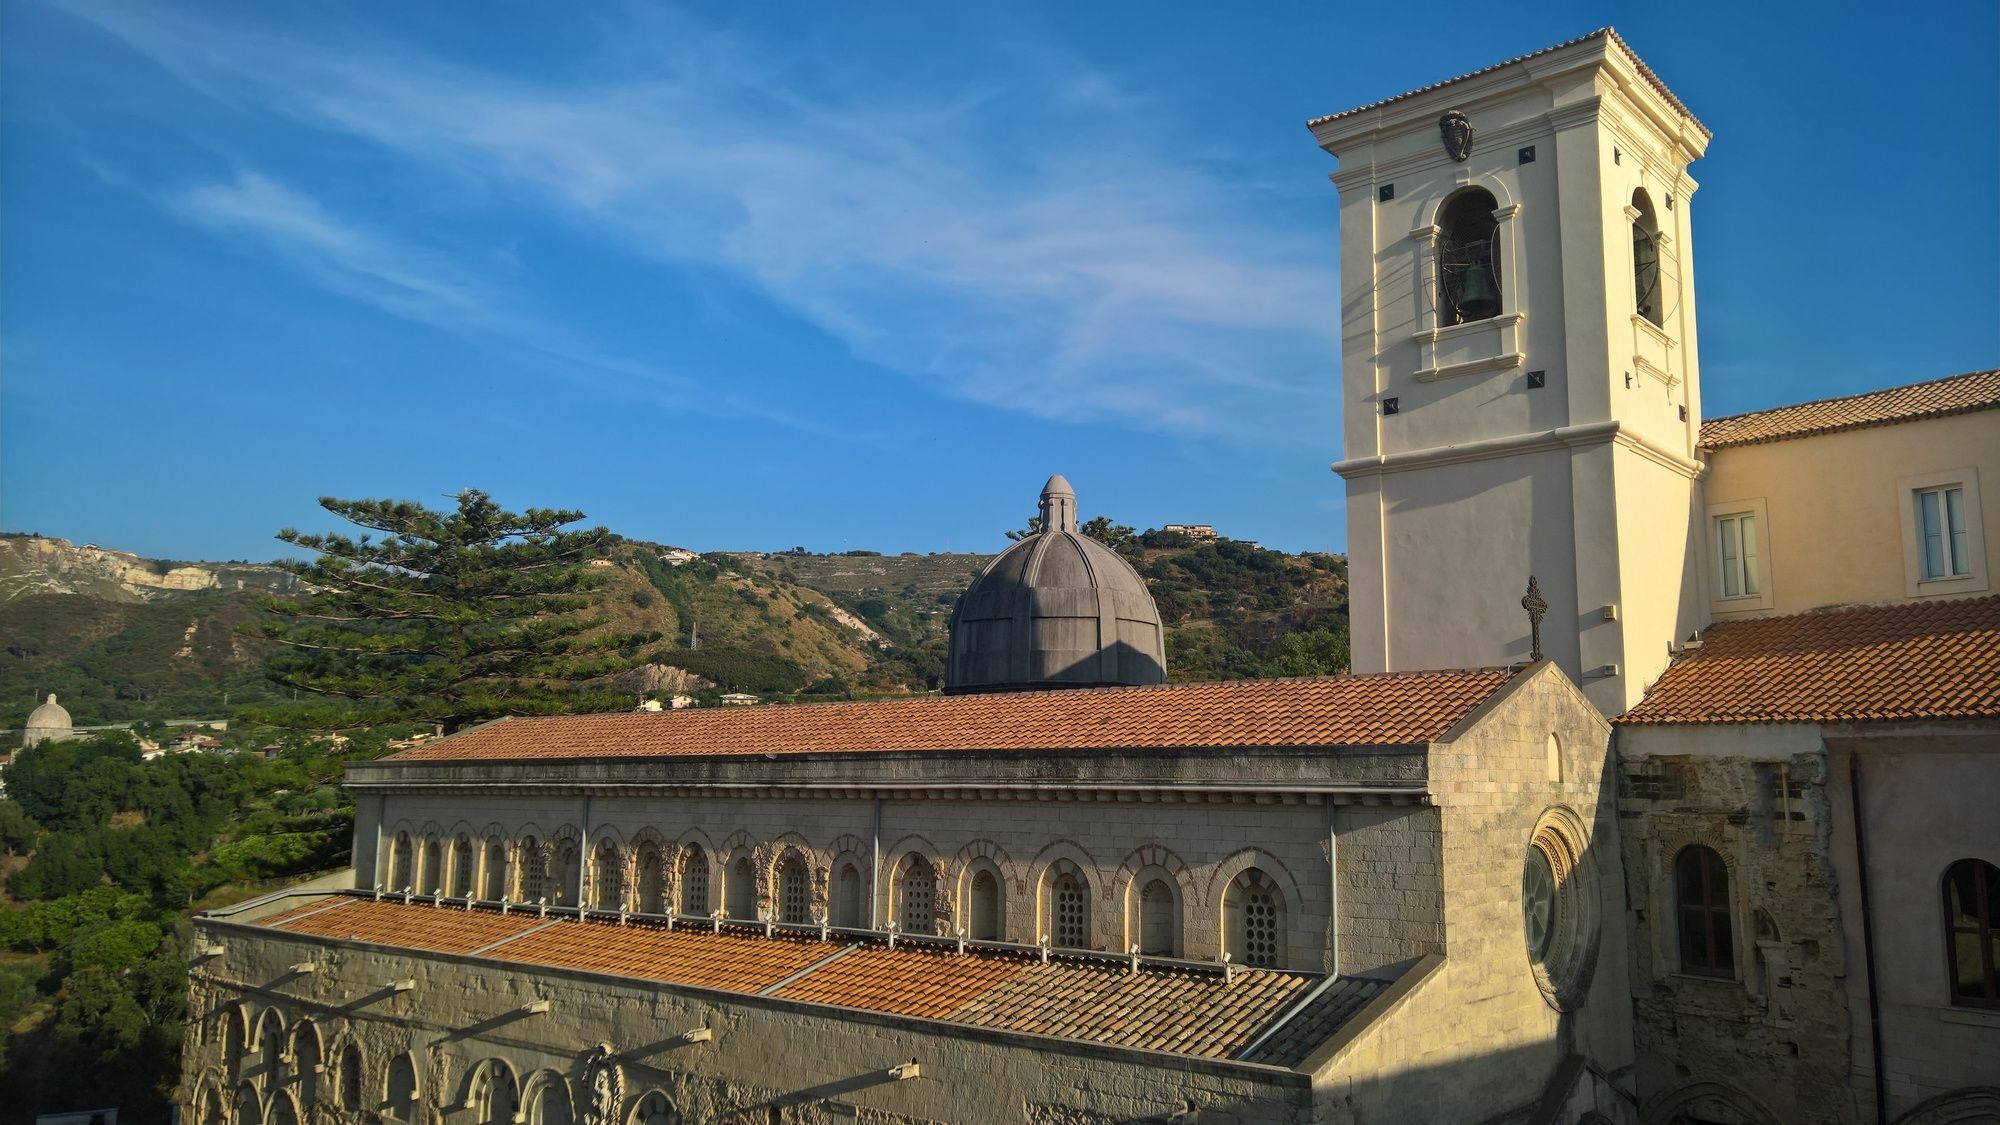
[1332,419,1703,480]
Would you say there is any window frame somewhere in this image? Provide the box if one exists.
[1674,845,1737,980]
[1942,858,2000,1009]
[1899,469,1988,597]
[1707,498,1774,611]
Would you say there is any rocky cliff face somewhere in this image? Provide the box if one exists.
[0,536,297,604]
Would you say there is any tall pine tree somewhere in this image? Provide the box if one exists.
[244,490,651,733]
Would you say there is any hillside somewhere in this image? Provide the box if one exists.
[3,528,1348,729]
[732,531,1349,685]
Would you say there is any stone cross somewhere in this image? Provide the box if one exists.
[1521,576,1547,662]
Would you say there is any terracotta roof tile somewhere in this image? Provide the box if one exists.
[951,959,1315,1059]
[243,897,1381,1064]
[772,945,1024,1019]
[1700,370,2000,450]
[389,669,1515,764]
[1619,595,2000,726]
[1238,976,1388,1066]
[1307,29,1707,138]
[490,922,831,993]
[269,899,546,955]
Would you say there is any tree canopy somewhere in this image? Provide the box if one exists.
[242,490,654,733]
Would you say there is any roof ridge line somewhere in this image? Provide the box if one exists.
[1704,368,2000,426]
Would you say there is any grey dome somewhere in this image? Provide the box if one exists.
[946,476,1166,694]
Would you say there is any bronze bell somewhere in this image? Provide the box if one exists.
[1458,261,1500,321]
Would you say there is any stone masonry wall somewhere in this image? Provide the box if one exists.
[359,791,1442,976]
[1616,733,1854,1125]
[1307,663,1635,1125]
[185,916,1311,1125]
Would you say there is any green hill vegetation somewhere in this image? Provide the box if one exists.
[0,726,415,1121]
[3,525,1349,733]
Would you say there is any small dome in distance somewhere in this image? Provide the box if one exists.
[24,693,73,749]
[946,476,1166,694]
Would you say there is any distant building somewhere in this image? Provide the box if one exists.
[659,548,700,566]
[22,694,73,749]
[586,558,615,569]
[1161,523,1218,539]
[718,692,759,706]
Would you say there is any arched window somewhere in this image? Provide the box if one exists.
[554,839,580,905]
[385,1053,420,1120]
[1224,868,1285,968]
[1632,189,1664,327]
[451,835,474,898]
[833,863,863,928]
[592,840,624,910]
[483,839,507,900]
[389,831,413,891]
[635,845,666,913]
[1676,845,1734,978]
[529,1074,573,1125]
[969,870,1001,941]
[679,846,709,915]
[232,1084,262,1125]
[1138,879,1177,955]
[630,1091,680,1125]
[222,1007,247,1075]
[292,1022,322,1105]
[202,1086,226,1125]
[1437,188,1501,326]
[1944,858,2000,1007]
[267,1093,300,1125]
[518,837,546,903]
[337,1044,364,1110]
[726,856,756,920]
[419,834,442,894]
[472,1060,520,1125]
[256,1013,284,1082]
[1050,870,1089,949]
[776,854,810,924]
[898,853,936,935]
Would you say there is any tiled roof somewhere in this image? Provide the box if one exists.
[270,898,547,955]
[1619,595,2000,726]
[1700,370,2000,450]
[389,669,1516,763]
[1307,29,1708,138]
[242,895,1385,1067]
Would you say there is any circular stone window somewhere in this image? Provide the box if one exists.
[1524,806,1600,1011]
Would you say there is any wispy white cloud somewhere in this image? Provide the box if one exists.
[172,171,498,331]
[61,0,1338,438]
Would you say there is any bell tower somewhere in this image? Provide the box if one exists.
[1311,30,1710,714]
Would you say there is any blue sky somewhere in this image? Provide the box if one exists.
[3,1,1995,561]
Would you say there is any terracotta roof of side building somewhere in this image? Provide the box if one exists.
[389,668,1519,763]
[1618,594,2000,726]
[1698,369,2000,450]
[248,895,1390,1068]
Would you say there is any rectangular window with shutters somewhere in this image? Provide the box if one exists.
[1716,513,1759,598]
[1917,485,1970,580]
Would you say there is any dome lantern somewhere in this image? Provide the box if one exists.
[947,477,1166,694]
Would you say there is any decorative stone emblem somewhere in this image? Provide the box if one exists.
[1439,110,1474,162]
[579,1044,624,1125]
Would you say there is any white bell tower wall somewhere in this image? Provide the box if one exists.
[1313,32,1711,714]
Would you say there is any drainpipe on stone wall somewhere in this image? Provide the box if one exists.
[1326,798,1341,975]
[871,796,883,929]
[1849,752,1888,1125]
